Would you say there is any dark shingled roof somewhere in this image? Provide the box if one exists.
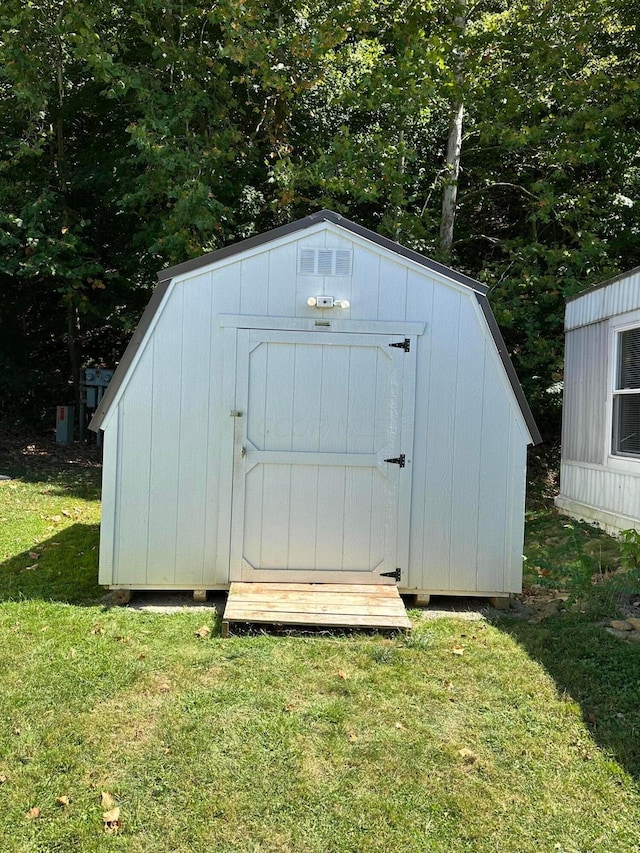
[90,209,541,443]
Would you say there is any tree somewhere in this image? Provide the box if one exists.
[1,0,639,443]
[0,0,142,423]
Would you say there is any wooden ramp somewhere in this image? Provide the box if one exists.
[221,582,412,636]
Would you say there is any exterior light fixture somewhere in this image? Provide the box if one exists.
[307,296,350,309]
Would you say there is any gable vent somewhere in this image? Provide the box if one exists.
[298,248,353,277]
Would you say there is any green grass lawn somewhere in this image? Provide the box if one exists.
[1,439,639,852]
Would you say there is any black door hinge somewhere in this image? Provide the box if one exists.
[381,568,401,582]
[389,338,411,352]
[384,454,405,468]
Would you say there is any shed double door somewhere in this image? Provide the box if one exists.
[229,329,415,584]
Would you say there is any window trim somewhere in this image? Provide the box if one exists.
[607,311,640,466]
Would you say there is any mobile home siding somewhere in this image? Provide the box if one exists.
[565,267,640,329]
[558,267,640,533]
[561,322,608,465]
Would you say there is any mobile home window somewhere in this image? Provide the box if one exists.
[613,327,640,456]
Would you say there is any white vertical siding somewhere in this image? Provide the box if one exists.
[173,280,213,587]
[377,256,408,321]
[240,253,269,315]
[146,292,184,585]
[561,322,608,464]
[504,422,528,592]
[448,299,485,590]
[416,287,461,589]
[407,284,526,593]
[475,356,510,591]
[267,243,298,317]
[104,223,530,594]
[115,353,153,584]
[97,410,118,585]
[350,246,380,320]
[108,275,228,587]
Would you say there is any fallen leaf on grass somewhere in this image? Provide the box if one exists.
[337,669,349,680]
[103,806,121,834]
[195,625,211,639]
[394,721,406,731]
[458,747,478,764]
[24,564,38,572]
[452,645,464,656]
[0,775,7,784]
[100,791,115,809]
[284,703,296,713]
[91,626,105,635]
[26,807,40,820]
[28,552,40,560]
[348,732,358,742]
[586,713,597,726]
[61,509,72,518]
[56,796,70,807]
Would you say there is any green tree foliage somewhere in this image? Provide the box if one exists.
[454,0,640,435]
[0,0,145,420]
[0,0,638,439]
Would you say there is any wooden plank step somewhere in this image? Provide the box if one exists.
[222,582,411,635]
[226,591,400,607]
[227,601,407,617]
[231,582,397,595]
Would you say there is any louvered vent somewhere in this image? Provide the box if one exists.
[298,248,353,276]
[299,249,317,275]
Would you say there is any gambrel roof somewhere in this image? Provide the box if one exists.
[90,209,541,443]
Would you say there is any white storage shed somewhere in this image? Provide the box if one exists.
[557,268,640,533]
[90,210,540,601]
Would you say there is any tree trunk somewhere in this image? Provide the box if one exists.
[67,300,81,417]
[439,99,464,256]
[439,1,467,258]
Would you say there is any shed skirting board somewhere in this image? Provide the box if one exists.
[106,583,513,598]
[108,583,231,591]
[554,496,640,535]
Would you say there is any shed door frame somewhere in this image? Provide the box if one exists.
[223,325,417,585]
